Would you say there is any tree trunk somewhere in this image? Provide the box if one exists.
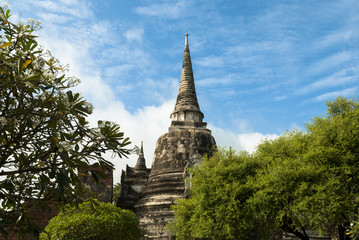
[338,224,350,240]
[291,228,310,240]
[282,217,310,240]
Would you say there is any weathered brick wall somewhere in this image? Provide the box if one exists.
[78,165,113,203]
[6,200,59,240]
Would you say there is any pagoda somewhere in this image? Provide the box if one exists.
[135,34,216,239]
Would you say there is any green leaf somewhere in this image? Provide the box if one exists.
[24,81,35,88]
[53,136,59,144]
[40,174,50,186]
[5,9,11,18]
[30,41,38,51]
[23,72,40,81]
[0,66,9,74]
[16,213,24,224]
[0,42,11,48]
[57,172,68,194]
[23,59,32,69]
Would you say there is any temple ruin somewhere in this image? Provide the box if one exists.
[119,34,216,239]
[117,142,151,211]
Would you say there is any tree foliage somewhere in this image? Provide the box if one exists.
[39,200,141,240]
[113,182,121,204]
[169,97,359,240]
[0,5,130,238]
[251,131,351,239]
[168,149,269,240]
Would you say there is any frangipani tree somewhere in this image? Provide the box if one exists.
[0,5,130,238]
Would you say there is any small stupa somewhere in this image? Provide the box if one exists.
[117,142,150,211]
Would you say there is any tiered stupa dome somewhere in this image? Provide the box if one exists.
[135,34,216,239]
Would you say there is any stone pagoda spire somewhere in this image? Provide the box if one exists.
[170,34,206,131]
[117,141,150,211]
[135,34,216,239]
[134,141,146,172]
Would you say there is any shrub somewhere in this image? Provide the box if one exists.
[40,200,141,240]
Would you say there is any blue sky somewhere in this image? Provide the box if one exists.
[9,0,359,181]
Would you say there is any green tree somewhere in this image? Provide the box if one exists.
[0,5,130,238]
[248,98,359,240]
[168,149,268,240]
[169,97,359,240]
[39,200,141,240]
[305,97,359,239]
[251,131,349,240]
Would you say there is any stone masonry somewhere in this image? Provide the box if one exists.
[134,34,216,239]
[117,142,151,211]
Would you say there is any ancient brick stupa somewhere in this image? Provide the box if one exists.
[135,34,216,239]
[117,142,150,211]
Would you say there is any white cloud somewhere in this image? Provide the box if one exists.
[135,1,188,19]
[59,0,78,5]
[87,100,174,183]
[101,46,151,79]
[308,51,352,75]
[196,75,236,87]
[35,29,116,106]
[274,95,287,101]
[297,68,357,95]
[143,77,179,103]
[124,28,144,42]
[37,12,72,24]
[289,122,303,131]
[313,30,353,49]
[209,125,279,153]
[195,56,225,67]
[31,0,93,19]
[313,87,358,102]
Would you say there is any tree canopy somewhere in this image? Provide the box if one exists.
[169,97,359,240]
[168,149,270,240]
[0,5,130,238]
[39,200,141,240]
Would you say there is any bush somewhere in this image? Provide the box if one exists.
[40,200,141,240]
